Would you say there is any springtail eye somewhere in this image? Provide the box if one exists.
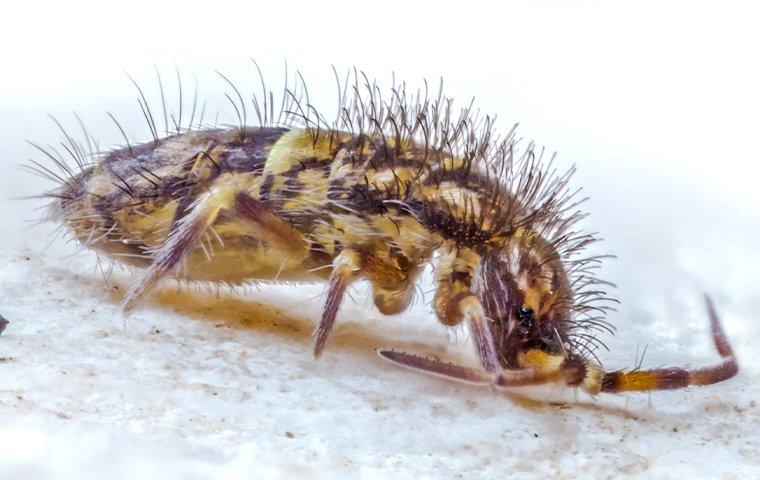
[518,307,534,328]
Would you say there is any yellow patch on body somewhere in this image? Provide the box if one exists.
[370,215,440,259]
[179,242,314,283]
[281,168,329,211]
[418,181,483,221]
[521,280,558,318]
[264,130,349,176]
[112,200,178,247]
[518,349,565,373]
[320,213,378,246]
[363,167,417,196]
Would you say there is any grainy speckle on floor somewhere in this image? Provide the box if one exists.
[0,243,757,479]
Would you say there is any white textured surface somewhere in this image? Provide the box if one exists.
[0,246,758,479]
[1,1,760,478]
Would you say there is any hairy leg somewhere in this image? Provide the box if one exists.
[123,183,308,310]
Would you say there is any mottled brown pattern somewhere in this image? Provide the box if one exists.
[50,117,737,396]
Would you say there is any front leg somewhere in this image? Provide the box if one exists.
[433,248,500,372]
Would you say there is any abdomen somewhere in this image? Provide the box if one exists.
[57,127,316,282]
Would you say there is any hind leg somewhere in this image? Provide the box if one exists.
[123,181,309,310]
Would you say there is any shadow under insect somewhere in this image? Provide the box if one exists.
[125,282,438,362]
[101,280,645,417]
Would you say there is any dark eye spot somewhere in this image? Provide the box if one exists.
[518,307,534,329]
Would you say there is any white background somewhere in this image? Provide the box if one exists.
[0,1,758,478]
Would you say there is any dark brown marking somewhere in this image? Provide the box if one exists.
[705,294,734,358]
[219,127,289,172]
[561,356,587,387]
[449,270,471,284]
[232,191,308,254]
[282,157,333,178]
[401,199,495,248]
[328,182,387,215]
[259,173,275,199]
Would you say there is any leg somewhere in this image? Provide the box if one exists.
[377,349,565,387]
[313,249,361,357]
[372,284,415,315]
[433,248,499,372]
[123,183,308,310]
[366,244,424,315]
